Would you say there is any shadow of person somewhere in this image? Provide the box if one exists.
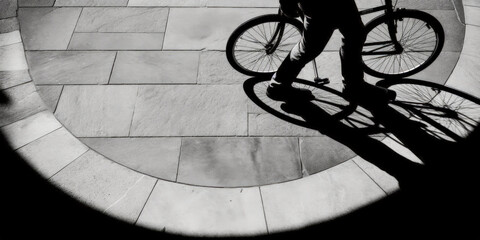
[0,89,10,104]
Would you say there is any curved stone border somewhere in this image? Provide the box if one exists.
[1,0,477,237]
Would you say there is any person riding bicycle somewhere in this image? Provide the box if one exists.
[267,0,396,104]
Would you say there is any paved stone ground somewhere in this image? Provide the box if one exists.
[2,0,480,237]
[15,0,466,188]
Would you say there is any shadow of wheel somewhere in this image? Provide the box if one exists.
[377,79,480,142]
[244,77,386,135]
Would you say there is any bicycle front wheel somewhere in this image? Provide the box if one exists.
[362,10,445,78]
[226,14,303,77]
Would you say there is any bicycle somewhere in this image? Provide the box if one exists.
[226,0,445,81]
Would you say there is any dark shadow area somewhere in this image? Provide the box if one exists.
[2,77,478,239]
[0,89,10,104]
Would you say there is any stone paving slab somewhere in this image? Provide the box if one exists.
[396,0,454,10]
[0,31,21,47]
[130,85,248,136]
[197,51,248,85]
[0,70,31,89]
[16,127,89,178]
[128,0,207,7]
[465,5,480,26]
[110,51,199,84]
[17,8,82,50]
[18,0,55,7]
[163,8,275,50]
[50,150,157,224]
[446,52,480,97]
[300,137,357,176]
[248,113,323,136]
[0,18,19,33]
[0,0,17,19]
[55,85,138,137]
[463,25,480,58]
[68,33,165,50]
[80,137,181,181]
[55,0,128,7]
[35,85,63,111]
[0,82,47,127]
[136,181,267,236]
[26,51,116,84]
[464,0,480,7]
[177,137,302,187]
[0,111,62,149]
[0,43,28,71]
[260,160,386,233]
[75,8,168,33]
[352,155,400,194]
[409,51,461,85]
[426,10,466,52]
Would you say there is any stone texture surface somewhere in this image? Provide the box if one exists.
[0,31,21,47]
[26,51,116,84]
[129,0,207,7]
[463,25,480,58]
[55,0,128,6]
[0,82,47,127]
[396,0,454,9]
[425,10,466,52]
[464,0,480,7]
[0,70,31,89]
[163,8,275,50]
[80,137,181,181]
[197,51,247,84]
[0,0,17,19]
[55,85,138,137]
[75,8,168,33]
[35,85,63,111]
[68,33,164,50]
[0,18,19,33]
[110,51,199,84]
[410,52,461,85]
[353,156,400,194]
[18,8,82,50]
[136,181,267,236]
[446,53,480,97]
[261,160,386,233]
[465,6,480,26]
[16,127,89,178]
[177,137,302,187]
[248,113,322,136]
[50,150,157,224]
[300,137,357,175]
[130,85,248,136]
[18,0,55,7]
[0,111,62,149]
[0,43,28,71]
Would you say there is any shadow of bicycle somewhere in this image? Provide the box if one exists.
[244,76,480,237]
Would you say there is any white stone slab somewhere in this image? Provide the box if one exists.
[18,8,82,50]
[55,85,138,137]
[26,51,116,84]
[260,160,385,233]
[75,8,168,33]
[163,8,275,50]
[136,181,267,236]
[68,33,164,50]
[16,128,89,178]
[110,51,199,84]
[50,150,157,223]
[0,111,62,150]
[128,0,206,7]
[0,43,28,71]
[0,31,21,47]
[55,0,128,6]
[130,85,248,136]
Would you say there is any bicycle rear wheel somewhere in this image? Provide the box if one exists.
[362,10,445,78]
[226,14,303,77]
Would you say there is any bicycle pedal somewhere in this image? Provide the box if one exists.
[314,77,330,85]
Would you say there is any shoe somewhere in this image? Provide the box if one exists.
[266,83,314,101]
[343,81,396,104]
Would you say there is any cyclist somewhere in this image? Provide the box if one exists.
[267,0,396,104]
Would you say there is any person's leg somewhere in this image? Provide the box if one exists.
[337,0,366,85]
[271,16,335,86]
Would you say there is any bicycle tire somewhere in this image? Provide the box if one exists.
[362,10,445,79]
[226,14,303,77]
[376,79,480,142]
